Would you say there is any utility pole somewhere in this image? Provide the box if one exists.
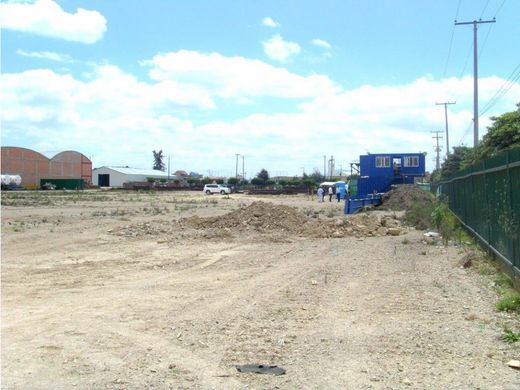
[241,155,245,183]
[323,155,326,180]
[455,18,496,147]
[435,101,456,157]
[235,153,240,182]
[431,131,443,171]
[167,155,170,181]
[328,155,335,179]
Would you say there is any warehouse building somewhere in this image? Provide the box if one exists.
[0,146,92,188]
[92,166,170,187]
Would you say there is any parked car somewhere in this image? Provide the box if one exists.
[203,184,231,195]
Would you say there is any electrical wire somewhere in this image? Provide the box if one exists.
[494,0,507,17]
[459,37,474,78]
[442,0,462,78]
[478,23,494,60]
[480,63,520,117]
[458,120,474,146]
[480,0,492,18]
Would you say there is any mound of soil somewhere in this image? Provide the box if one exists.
[179,201,405,239]
[181,201,311,235]
[112,202,407,241]
[381,185,434,211]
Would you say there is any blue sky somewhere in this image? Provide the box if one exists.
[1,0,519,177]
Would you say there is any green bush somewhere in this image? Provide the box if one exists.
[431,201,459,245]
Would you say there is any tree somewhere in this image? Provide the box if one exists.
[227,177,239,186]
[436,103,520,180]
[153,150,165,171]
[440,146,472,179]
[466,103,520,165]
[302,178,315,188]
[309,169,324,184]
[251,177,265,186]
[256,168,270,182]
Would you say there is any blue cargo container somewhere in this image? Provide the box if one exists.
[345,153,426,214]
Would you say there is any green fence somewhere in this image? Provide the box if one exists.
[438,148,520,277]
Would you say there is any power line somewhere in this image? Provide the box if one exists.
[442,0,462,78]
[478,23,494,60]
[480,63,520,117]
[494,0,507,17]
[458,120,474,146]
[459,37,474,78]
[479,0,492,18]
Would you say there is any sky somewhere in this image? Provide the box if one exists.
[1,0,519,178]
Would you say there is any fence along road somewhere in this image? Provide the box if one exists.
[438,148,520,283]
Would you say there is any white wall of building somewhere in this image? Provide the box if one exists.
[92,167,169,187]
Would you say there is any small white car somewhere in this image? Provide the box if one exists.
[203,184,231,195]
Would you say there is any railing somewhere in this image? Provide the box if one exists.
[437,148,520,282]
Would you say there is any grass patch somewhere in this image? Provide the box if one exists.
[496,294,520,313]
[502,327,520,343]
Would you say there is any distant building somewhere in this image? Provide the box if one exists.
[0,146,92,188]
[92,166,169,187]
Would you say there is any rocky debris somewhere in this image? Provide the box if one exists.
[179,201,310,234]
[110,202,406,240]
[381,185,434,211]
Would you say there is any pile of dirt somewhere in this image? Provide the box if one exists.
[111,202,407,241]
[381,185,434,211]
[179,201,405,239]
[180,201,311,235]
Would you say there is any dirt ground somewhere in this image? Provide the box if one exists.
[1,190,519,389]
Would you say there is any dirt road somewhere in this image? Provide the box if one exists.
[1,191,519,389]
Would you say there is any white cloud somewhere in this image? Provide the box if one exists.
[1,56,519,174]
[311,38,332,50]
[141,50,339,99]
[0,0,107,44]
[17,49,74,63]
[262,34,301,62]
[262,17,280,28]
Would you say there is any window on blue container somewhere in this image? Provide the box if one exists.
[375,156,390,168]
[403,156,419,167]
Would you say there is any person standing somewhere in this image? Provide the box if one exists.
[336,185,341,202]
[317,186,324,202]
[328,186,333,202]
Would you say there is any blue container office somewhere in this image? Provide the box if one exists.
[357,153,426,196]
[345,153,426,214]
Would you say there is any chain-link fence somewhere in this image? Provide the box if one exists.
[437,148,520,276]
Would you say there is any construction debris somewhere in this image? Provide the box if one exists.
[111,201,406,241]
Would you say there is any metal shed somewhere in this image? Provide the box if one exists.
[92,166,169,187]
